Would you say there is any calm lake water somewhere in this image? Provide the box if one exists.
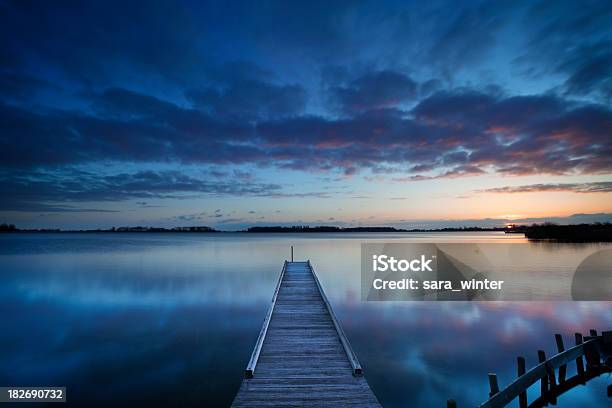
[0,232,610,407]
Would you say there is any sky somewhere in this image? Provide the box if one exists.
[1,0,611,230]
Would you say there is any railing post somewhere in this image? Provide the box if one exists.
[575,333,586,383]
[488,373,499,397]
[291,245,293,262]
[555,334,566,384]
[538,350,549,406]
[585,344,601,373]
[517,356,528,408]
[604,331,612,368]
[585,330,601,374]
[545,362,557,405]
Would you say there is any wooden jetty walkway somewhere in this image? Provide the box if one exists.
[232,260,381,407]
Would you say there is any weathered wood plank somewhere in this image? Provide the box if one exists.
[232,261,381,407]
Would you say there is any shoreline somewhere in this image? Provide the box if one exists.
[2,223,611,242]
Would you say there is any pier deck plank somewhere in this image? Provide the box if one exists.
[232,261,381,407]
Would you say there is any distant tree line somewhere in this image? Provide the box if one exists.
[520,223,612,242]
[3,223,611,240]
[0,224,217,233]
[245,226,507,233]
[112,226,216,232]
[0,223,17,232]
[246,226,401,233]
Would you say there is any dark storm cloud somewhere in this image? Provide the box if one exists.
[559,45,612,100]
[1,88,611,179]
[259,91,611,177]
[331,71,418,113]
[186,79,306,120]
[0,72,54,101]
[424,0,514,72]
[0,0,215,86]
[1,0,609,96]
[519,1,612,100]
[0,97,256,169]
[100,170,281,197]
[410,91,612,176]
[394,165,486,182]
[0,169,282,212]
[477,182,612,194]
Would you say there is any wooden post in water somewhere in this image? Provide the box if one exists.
[517,356,527,408]
[537,350,549,406]
[555,334,566,384]
[575,333,586,383]
[291,245,293,262]
[488,373,499,397]
[585,330,601,373]
[545,362,557,405]
[446,399,457,408]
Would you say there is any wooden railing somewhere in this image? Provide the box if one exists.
[308,259,364,376]
[447,330,612,408]
[244,261,287,378]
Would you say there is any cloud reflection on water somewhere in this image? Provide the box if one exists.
[0,232,610,407]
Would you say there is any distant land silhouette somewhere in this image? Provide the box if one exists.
[245,226,504,233]
[1,222,611,241]
[507,223,612,242]
[0,223,17,232]
[0,223,504,233]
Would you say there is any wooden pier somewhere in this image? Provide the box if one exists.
[232,261,381,407]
